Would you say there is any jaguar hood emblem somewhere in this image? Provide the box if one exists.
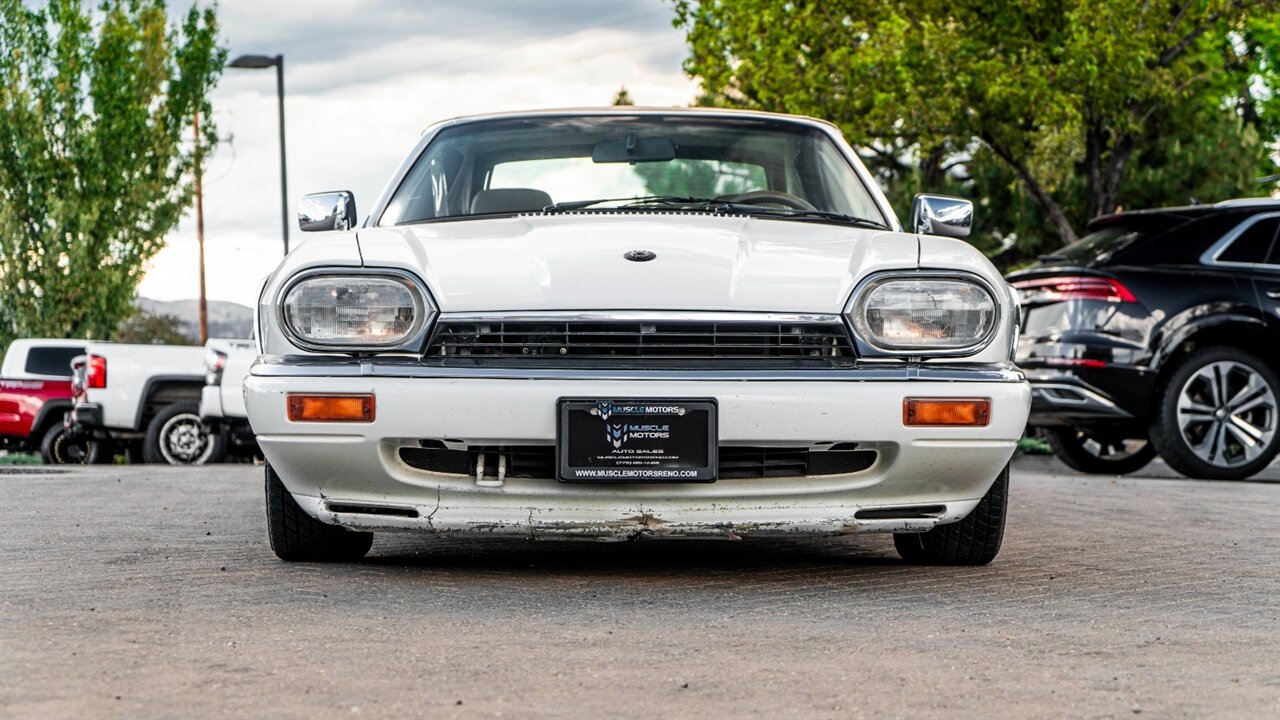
[624,249,656,262]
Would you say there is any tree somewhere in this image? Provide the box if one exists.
[114,309,193,345]
[0,0,224,351]
[612,85,635,106]
[674,1,1279,250]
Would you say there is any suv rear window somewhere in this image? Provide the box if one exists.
[1220,216,1279,264]
[1053,225,1153,265]
[24,346,83,378]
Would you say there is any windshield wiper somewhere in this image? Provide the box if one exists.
[542,195,715,213]
[708,203,892,230]
[541,196,892,230]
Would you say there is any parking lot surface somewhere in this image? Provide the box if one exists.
[2,460,1277,719]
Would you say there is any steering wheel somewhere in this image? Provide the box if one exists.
[717,190,817,211]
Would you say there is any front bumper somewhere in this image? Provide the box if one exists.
[245,358,1030,540]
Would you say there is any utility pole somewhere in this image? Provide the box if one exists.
[194,112,208,345]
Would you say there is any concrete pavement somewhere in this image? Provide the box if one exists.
[1,460,1277,718]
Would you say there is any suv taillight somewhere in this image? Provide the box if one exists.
[1012,276,1136,304]
[87,354,107,389]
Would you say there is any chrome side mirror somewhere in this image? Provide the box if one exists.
[909,194,973,238]
[298,191,357,232]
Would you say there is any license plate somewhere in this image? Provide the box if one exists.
[557,398,717,482]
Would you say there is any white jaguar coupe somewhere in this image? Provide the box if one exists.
[245,109,1030,565]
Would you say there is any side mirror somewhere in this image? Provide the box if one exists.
[298,191,357,232]
[909,194,973,238]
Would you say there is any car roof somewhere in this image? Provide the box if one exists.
[1086,197,1279,232]
[421,106,841,135]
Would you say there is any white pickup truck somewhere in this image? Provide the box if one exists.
[200,339,258,456]
[67,340,247,465]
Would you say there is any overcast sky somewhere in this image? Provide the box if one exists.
[139,0,698,305]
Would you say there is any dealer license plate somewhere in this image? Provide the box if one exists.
[557,398,717,482]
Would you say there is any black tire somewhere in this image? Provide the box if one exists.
[894,464,1008,565]
[39,421,105,465]
[266,464,373,562]
[142,401,227,465]
[1149,346,1280,480]
[1044,427,1157,475]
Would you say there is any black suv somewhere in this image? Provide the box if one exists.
[1009,198,1279,480]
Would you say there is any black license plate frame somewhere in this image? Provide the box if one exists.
[556,398,718,482]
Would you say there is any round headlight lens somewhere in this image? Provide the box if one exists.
[282,275,424,348]
[850,277,997,353]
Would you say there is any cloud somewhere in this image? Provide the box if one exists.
[140,0,697,304]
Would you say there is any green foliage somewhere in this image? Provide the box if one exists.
[1016,435,1053,457]
[0,0,225,349]
[114,309,193,345]
[674,0,1279,259]
[0,452,42,465]
[635,160,761,198]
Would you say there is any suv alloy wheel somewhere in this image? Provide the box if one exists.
[1150,347,1280,480]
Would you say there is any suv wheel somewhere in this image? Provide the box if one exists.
[143,401,227,465]
[894,464,1008,565]
[40,423,105,465]
[1149,346,1279,480]
[266,464,373,562]
[1044,427,1156,475]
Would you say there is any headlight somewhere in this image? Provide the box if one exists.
[280,271,434,351]
[848,274,998,354]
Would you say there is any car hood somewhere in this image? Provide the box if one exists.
[355,214,920,313]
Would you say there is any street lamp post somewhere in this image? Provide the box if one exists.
[228,53,290,255]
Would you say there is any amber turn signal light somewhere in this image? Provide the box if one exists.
[903,398,991,427]
[287,394,375,423]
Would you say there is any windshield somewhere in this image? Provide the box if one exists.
[380,115,887,226]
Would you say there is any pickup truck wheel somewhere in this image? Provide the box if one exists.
[40,423,105,465]
[1149,346,1280,480]
[1044,427,1156,475]
[893,464,1008,565]
[143,401,227,465]
[266,464,373,562]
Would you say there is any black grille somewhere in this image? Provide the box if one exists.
[399,444,876,480]
[425,320,855,360]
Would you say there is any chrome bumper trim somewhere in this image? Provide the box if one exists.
[250,356,1025,383]
[437,310,845,324]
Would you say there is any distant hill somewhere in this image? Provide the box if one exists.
[135,297,253,341]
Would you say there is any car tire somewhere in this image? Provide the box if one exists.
[265,464,373,562]
[39,422,105,465]
[1149,346,1280,480]
[894,464,1008,565]
[142,402,227,465]
[1044,427,1157,475]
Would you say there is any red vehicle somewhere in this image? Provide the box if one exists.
[0,339,97,463]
